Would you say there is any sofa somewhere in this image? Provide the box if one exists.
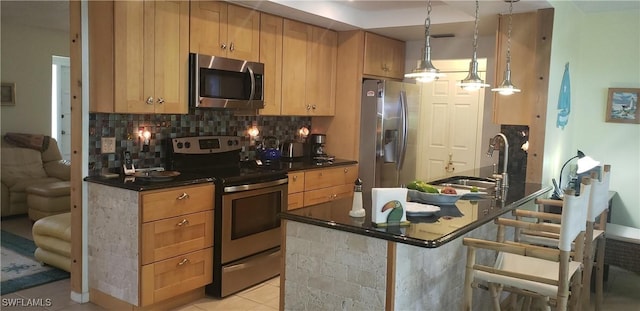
[1,135,70,220]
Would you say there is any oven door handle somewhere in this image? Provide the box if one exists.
[224,178,288,193]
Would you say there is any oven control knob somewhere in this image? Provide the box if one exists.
[177,142,183,149]
[185,142,191,148]
[234,140,239,145]
[227,140,233,146]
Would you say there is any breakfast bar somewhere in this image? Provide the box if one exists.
[279,179,551,310]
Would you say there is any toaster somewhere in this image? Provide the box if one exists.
[279,141,304,160]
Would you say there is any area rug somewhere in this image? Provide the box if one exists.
[1,230,69,295]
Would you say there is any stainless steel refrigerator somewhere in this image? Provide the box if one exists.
[359,79,421,201]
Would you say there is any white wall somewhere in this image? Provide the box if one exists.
[545,1,640,228]
[0,22,69,136]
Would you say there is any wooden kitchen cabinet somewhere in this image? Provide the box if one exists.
[287,171,305,210]
[363,32,406,80]
[286,165,358,210]
[139,183,214,306]
[190,1,260,62]
[113,0,189,114]
[281,19,337,116]
[87,182,214,309]
[259,13,283,116]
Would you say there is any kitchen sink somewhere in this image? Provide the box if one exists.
[433,176,496,192]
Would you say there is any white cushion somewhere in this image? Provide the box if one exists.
[606,224,640,244]
[1,147,47,186]
[474,252,582,298]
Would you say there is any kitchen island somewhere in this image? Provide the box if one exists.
[279,179,551,310]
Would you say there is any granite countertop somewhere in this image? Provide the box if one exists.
[280,178,552,248]
[84,158,358,191]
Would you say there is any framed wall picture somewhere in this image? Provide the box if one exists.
[1,83,16,106]
[606,88,639,124]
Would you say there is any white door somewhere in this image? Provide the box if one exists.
[52,56,71,161]
[415,59,486,182]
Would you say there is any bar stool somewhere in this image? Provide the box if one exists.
[462,178,592,311]
[515,165,611,310]
[582,165,610,310]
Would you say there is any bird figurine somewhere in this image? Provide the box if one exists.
[381,200,404,224]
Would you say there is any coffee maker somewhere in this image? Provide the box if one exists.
[308,134,330,161]
[309,134,326,157]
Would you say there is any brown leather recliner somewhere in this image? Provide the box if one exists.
[1,136,70,219]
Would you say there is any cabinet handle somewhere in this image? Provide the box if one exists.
[177,219,189,227]
[229,42,235,52]
[157,97,164,105]
[306,104,311,111]
[344,168,348,173]
[176,192,190,200]
[220,43,227,50]
[293,175,297,181]
[146,97,154,105]
[312,105,316,110]
[177,258,190,266]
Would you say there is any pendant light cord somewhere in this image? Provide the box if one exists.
[472,0,479,60]
[506,0,513,66]
[425,0,432,38]
[424,0,432,51]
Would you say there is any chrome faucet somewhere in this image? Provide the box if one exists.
[486,133,509,189]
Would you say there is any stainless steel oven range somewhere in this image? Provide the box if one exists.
[166,135,287,298]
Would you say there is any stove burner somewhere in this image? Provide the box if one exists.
[166,136,288,186]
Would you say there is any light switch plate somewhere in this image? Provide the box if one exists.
[101,137,116,154]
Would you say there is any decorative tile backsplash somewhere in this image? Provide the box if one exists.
[89,109,311,173]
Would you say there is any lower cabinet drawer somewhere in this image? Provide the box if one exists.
[303,184,352,206]
[141,184,214,222]
[141,210,214,265]
[140,247,213,306]
[288,192,304,210]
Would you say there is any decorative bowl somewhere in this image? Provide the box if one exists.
[407,189,462,205]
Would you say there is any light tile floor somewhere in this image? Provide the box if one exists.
[2,216,639,310]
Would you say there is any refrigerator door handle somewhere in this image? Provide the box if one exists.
[397,90,408,171]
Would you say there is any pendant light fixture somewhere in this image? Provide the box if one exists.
[404,0,443,82]
[458,0,489,91]
[492,0,521,95]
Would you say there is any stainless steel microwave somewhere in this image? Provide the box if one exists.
[189,53,264,109]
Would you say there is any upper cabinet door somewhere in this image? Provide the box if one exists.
[226,4,260,62]
[114,0,150,114]
[282,19,312,116]
[307,27,337,116]
[259,13,283,116]
[190,1,227,58]
[114,0,188,114]
[363,32,406,80]
[190,1,260,62]
[282,19,337,116]
[153,0,189,114]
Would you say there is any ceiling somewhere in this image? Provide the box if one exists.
[1,1,639,42]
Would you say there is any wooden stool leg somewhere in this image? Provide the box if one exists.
[582,224,595,308]
[488,283,501,311]
[463,247,476,311]
[595,236,606,311]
